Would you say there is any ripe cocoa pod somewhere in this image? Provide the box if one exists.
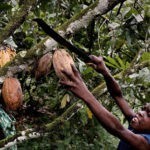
[0,46,16,67]
[53,49,75,80]
[35,53,52,79]
[2,77,23,111]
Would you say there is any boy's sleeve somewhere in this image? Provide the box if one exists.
[141,134,150,144]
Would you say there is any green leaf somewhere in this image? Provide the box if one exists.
[86,107,93,119]
[60,94,70,109]
[105,56,121,69]
[79,107,88,125]
[105,61,118,69]
[115,39,125,50]
[140,52,150,62]
[0,4,12,11]
[116,55,125,69]
[125,62,130,69]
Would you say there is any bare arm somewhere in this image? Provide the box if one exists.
[82,94,149,150]
[60,65,149,150]
[89,55,135,121]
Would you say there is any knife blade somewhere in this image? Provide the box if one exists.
[33,18,91,62]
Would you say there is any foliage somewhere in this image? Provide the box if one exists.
[0,0,149,149]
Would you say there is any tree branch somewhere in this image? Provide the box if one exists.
[92,61,150,98]
[0,0,126,79]
[0,102,82,148]
[0,0,37,44]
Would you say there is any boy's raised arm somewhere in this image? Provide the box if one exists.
[89,55,135,121]
[60,65,149,150]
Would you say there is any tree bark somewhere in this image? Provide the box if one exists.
[0,0,37,45]
[0,102,82,148]
[0,0,126,78]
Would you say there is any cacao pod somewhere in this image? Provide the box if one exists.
[35,53,52,79]
[0,46,16,68]
[53,49,75,80]
[2,77,23,111]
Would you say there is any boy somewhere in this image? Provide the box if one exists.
[60,55,150,150]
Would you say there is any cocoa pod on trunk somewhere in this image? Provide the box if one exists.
[53,49,75,80]
[2,77,23,111]
[0,46,16,68]
[35,53,52,80]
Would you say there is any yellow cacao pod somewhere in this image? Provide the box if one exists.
[35,53,52,79]
[53,49,75,80]
[2,77,23,111]
[0,46,16,67]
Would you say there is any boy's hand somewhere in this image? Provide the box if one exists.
[60,65,91,100]
[88,55,109,75]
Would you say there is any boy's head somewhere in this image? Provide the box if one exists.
[130,103,150,133]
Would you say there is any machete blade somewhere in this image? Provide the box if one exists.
[33,18,91,62]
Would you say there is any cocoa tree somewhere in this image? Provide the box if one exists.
[0,0,149,149]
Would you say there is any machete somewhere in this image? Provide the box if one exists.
[33,18,91,62]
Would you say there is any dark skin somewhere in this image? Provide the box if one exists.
[60,55,150,150]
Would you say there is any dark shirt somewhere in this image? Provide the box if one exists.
[117,127,150,150]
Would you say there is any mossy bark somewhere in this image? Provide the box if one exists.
[0,102,82,148]
[0,0,125,77]
[0,0,37,45]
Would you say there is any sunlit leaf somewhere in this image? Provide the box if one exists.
[60,94,70,109]
[86,107,93,119]
[140,52,150,62]
[105,56,121,69]
[116,55,125,69]
[105,61,118,69]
